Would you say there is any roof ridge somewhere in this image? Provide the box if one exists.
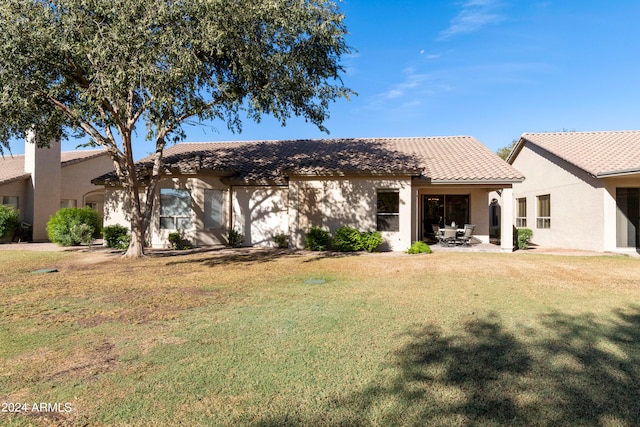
[522,130,640,136]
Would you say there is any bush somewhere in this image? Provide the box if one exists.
[47,207,101,246]
[0,205,19,238]
[517,228,534,250]
[103,224,130,249]
[407,241,432,254]
[227,228,244,247]
[272,232,289,249]
[305,227,331,251]
[332,226,363,252]
[168,231,191,250]
[360,231,383,252]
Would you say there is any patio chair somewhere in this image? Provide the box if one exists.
[432,224,443,244]
[440,226,457,246]
[458,224,475,246]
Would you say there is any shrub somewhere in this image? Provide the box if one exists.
[360,231,383,252]
[47,207,101,246]
[305,227,330,251]
[332,226,363,252]
[517,228,534,250]
[407,241,432,254]
[227,228,244,247]
[168,231,191,250]
[272,232,289,249]
[0,205,19,238]
[103,224,130,249]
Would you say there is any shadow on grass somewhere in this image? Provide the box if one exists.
[161,247,363,268]
[258,306,640,426]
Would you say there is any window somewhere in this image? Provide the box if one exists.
[1,196,18,210]
[160,188,192,230]
[536,195,550,228]
[377,190,399,232]
[204,189,224,229]
[60,199,77,209]
[516,198,527,227]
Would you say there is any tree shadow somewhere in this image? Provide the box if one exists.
[256,307,640,426]
[161,247,363,268]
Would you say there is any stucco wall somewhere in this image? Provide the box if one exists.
[103,175,413,251]
[289,176,413,251]
[61,154,114,207]
[511,144,606,251]
[0,179,28,222]
[232,186,289,247]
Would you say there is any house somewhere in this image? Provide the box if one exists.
[94,137,524,251]
[507,130,640,254]
[0,137,114,241]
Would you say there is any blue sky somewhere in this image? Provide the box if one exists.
[8,0,640,158]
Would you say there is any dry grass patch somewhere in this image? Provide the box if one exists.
[1,248,639,426]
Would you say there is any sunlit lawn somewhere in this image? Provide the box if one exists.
[1,248,639,426]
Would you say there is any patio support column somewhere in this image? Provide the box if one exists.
[500,187,514,252]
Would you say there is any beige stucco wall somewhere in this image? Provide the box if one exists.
[103,175,412,251]
[0,179,28,222]
[232,186,289,247]
[61,154,113,210]
[511,144,606,251]
[288,176,413,251]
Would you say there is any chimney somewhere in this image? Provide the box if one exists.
[24,131,61,241]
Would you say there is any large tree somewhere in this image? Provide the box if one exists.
[0,0,353,257]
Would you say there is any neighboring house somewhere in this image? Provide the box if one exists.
[94,137,524,251]
[507,130,640,254]
[0,138,114,241]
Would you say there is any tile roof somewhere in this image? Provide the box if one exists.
[511,130,640,177]
[0,149,108,185]
[96,136,523,185]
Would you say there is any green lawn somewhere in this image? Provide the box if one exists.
[1,249,639,426]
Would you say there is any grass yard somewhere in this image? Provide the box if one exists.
[1,248,640,426]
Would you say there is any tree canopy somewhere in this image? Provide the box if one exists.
[0,0,353,256]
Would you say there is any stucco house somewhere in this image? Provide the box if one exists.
[507,130,640,254]
[0,138,113,241]
[95,136,523,252]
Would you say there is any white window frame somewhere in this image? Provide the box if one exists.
[1,196,19,210]
[204,189,224,229]
[516,197,527,228]
[160,188,192,230]
[536,194,551,229]
[376,189,400,232]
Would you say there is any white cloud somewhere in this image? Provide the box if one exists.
[438,0,505,40]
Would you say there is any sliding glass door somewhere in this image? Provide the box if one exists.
[422,194,470,239]
[616,188,640,248]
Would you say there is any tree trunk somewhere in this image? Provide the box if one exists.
[124,223,145,258]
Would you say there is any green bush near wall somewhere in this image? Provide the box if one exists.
[305,227,331,251]
[517,228,534,250]
[0,205,19,238]
[47,207,101,246]
[102,224,130,249]
[331,226,384,253]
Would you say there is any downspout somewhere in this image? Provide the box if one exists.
[228,185,234,235]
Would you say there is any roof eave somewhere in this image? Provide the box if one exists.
[0,173,30,186]
[283,169,421,177]
[426,178,525,185]
[596,168,640,178]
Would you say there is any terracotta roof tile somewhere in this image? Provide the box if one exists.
[123,137,522,185]
[0,149,108,185]
[516,130,640,177]
[0,155,28,185]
